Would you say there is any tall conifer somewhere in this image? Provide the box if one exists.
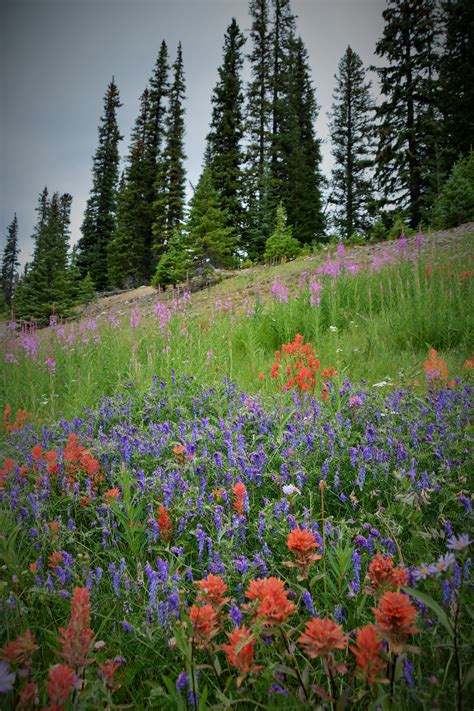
[373,0,441,226]
[206,19,246,245]
[77,78,122,289]
[1,214,20,309]
[152,43,187,258]
[329,46,376,238]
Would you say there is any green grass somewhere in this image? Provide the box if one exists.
[1,234,473,422]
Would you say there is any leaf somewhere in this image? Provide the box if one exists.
[401,586,453,637]
[310,684,332,701]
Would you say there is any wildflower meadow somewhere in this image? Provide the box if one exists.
[0,232,473,710]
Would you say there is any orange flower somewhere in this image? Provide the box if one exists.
[49,521,60,535]
[298,617,348,658]
[189,604,219,648]
[373,591,418,652]
[157,504,172,543]
[0,629,39,667]
[424,349,449,383]
[48,551,65,568]
[98,659,122,692]
[104,487,121,503]
[197,574,230,609]
[31,445,43,461]
[464,355,474,369]
[233,482,247,516]
[350,624,387,683]
[221,626,262,675]
[58,587,95,670]
[173,444,186,464]
[287,527,321,575]
[367,552,408,594]
[245,577,296,626]
[47,664,75,706]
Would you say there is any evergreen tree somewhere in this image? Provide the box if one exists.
[328,46,376,238]
[264,201,301,261]
[15,191,74,321]
[439,0,474,172]
[206,19,246,245]
[431,150,474,227]
[151,228,191,289]
[77,78,122,289]
[373,0,442,227]
[1,213,20,309]
[245,0,273,258]
[152,43,187,258]
[186,167,235,273]
[268,0,296,214]
[282,36,325,244]
[108,92,151,288]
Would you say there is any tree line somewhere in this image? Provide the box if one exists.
[2,0,474,320]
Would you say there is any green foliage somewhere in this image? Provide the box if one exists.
[264,202,301,261]
[387,214,414,241]
[329,46,376,238]
[206,19,246,241]
[431,151,474,229]
[15,190,75,322]
[152,43,187,256]
[76,78,122,290]
[76,272,96,305]
[374,0,442,227]
[186,167,236,272]
[151,229,191,289]
[1,213,20,308]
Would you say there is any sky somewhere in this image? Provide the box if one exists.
[1,0,385,265]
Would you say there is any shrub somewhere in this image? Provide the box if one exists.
[264,202,301,262]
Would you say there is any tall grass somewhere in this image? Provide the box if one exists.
[1,238,472,423]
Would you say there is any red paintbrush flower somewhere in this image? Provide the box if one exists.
[189,604,219,648]
[350,624,387,683]
[298,617,348,658]
[245,576,296,626]
[157,504,172,543]
[58,587,95,671]
[46,664,75,706]
[196,574,230,609]
[373,591,418,653]
[0,629,39,667]
[221,626,262,675]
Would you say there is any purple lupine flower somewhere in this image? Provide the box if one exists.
[176,671,189,692]
[458,495,472,514]
[229,604,243,627]
[301,590,316,616]
[403,658,415,688]
[121,621,133,633]
[0,661,16,693]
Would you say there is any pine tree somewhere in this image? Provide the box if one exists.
[108,91,151,288]
[269,0,297,209]
[373,0,442,227]
[15,191,74,321]
[245,0,273,258]
[264,201,301,261]
[77,78,122,289]
[186,167,235,273]
[328,46,376,239]
[1,213,20,310]
[152,43,187,259]
[206,19,246,245]
[282,36,325,244]
[151,228,191,289]
[439,0,474,172]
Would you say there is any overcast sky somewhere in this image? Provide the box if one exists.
[1,0,385,265]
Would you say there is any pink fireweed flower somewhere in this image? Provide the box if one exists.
[58,587,95,670]
[129,308,140,328]
[44,357,56,374]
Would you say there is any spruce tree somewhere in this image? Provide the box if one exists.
[373,0,442,227]
[108,91,151,288]
[15,191,74,321]
[186,167,235,273]
[206,19,246,245]
[439,0,474,172]
[77,78,122,289]
[282,36,325,244]
[1,213,20,310]
[152,43,187,259]
[245,0,273,258]
[264,202,301,261]
[328,46,376,239]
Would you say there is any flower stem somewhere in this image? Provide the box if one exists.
[280,628,309,702]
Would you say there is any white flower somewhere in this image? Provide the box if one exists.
[282,484,300,497]
[329,326,338,332]
[373,381,388,388]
